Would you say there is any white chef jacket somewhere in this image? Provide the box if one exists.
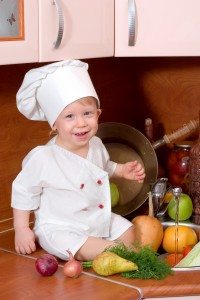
[11,136,133,259]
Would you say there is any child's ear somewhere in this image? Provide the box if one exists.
[97,109,102,118]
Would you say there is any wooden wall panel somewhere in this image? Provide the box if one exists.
[88,57,200,138]
[0,57,199,220]
[0,63,50,219]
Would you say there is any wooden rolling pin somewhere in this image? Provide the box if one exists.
[152,119,199,150]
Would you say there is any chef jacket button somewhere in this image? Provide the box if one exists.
[97,179,103,185]
[98,204,104,209]
[80,183,84,189]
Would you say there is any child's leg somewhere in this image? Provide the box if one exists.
[75,226,135,261]
[75,237,115,261]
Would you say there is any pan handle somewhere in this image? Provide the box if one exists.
[153,118,199,149]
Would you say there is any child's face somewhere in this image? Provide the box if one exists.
[53,97,101,151]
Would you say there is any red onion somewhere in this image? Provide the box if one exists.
[35,253,58,276]
[63,250,83,278]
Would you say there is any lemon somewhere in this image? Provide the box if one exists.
[162,225,198,253]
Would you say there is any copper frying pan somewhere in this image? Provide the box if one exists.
[97,120,198,216]
[97,122,158,216]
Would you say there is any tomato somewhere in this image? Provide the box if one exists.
[165,253,183,267]
[182,245,193,257]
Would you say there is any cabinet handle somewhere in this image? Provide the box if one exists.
[128,0,136,46]
[52,0,64,49]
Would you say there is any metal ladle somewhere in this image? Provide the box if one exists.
[151,178,168,215]
[156,186,172,219]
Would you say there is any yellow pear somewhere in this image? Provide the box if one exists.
[92,251,138,276]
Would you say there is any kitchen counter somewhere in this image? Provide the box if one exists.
[1,246,200,299]
[1,222,200,299]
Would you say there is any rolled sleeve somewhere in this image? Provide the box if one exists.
[11,180,42,210]
[105,160,117,178]
[11,147,44,210]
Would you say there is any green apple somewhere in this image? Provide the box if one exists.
[110,182,120,207]
[167,193,193,221]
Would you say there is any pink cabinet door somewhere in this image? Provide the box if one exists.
[0,0,38,65]
[115,0,200,56]
[39,0,114,62]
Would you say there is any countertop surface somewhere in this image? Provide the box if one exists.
[1,244,200,299]
[1,220,200,299]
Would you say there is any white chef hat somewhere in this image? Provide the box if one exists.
[16,60,99,127]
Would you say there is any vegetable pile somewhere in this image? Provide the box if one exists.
[35,244,172,280]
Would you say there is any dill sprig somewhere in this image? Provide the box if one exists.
[106,243,172,280]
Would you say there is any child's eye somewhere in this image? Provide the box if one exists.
[65,114,73,119]
[84,111,93,116]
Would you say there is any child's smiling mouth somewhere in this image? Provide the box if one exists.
[74,131,88,137]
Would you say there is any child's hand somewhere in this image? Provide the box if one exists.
[14,227,36,255]
[116,161,145,183]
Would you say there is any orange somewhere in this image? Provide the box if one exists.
[163,191,173,203]
[162,225,198,253]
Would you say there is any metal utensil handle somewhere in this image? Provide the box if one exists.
[128,0,136,46]
[52,0,64,49]
[152,118,199,150]
[164,119,199,144]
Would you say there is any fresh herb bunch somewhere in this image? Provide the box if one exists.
[106,243,172,280]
